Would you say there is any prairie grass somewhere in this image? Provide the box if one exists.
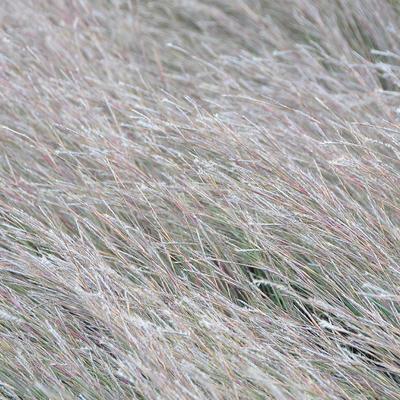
[1,0,400,399]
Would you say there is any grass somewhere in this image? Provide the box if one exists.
[1,0,400,398]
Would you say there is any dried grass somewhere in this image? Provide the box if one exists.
[1,0,400,399]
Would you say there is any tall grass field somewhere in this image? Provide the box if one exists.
[1,1,400,399]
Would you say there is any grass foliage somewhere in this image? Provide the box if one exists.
[1,0,400,398]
